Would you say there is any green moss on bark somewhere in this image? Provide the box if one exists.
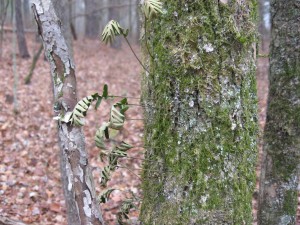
[140,1,258,224]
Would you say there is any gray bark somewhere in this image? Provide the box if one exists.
[84,0,100,39]
[15,0,30,58]
[258,0,300,224]
[140,1,258,224]
[52,0,74,59]
[31,1,105,224]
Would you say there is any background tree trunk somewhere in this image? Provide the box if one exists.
[22,0,30,28]
[108,0,121,49]
[31,1,104,224]
[0,0,9,58]
[140,1,258,224]
[15,0,30,58]
[84,0,100,39]
[258,0,300,224]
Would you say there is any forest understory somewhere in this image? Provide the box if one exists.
[0,34,299,225]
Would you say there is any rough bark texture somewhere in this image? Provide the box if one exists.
[84,0,100,39]
[15,0,30,58]
[258,0,300,224]
[140,1,258,224]
[52,0,74,58]
[31,1,104,225]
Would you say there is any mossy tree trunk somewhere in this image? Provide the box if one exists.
[140,1,258,224]
[258,1,300,224]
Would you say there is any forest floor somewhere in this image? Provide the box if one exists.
[0,33,299,225]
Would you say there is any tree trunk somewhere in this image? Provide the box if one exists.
[31,1,105,225]
[22,0,30,28]
[52,0,74,58]
[108,0,121,49]
[258,0,300,224]
[84,0,100,39]
[15,0,30,58]
[140,1,258,224]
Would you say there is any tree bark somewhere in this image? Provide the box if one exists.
[140,1,258,224]
[84,0,100,39]
[15,0,30,58]
[31,1,105,225]
[258,0,300,224]
[52,0,74,58]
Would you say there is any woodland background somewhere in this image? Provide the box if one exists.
[0,0,299,224]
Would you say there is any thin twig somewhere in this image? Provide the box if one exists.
[123,35,149,73]
[117,165,141,179]
[108,95,141,100]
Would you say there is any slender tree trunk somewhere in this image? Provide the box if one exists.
[140,1,258,224]
[22,0,30,28]
[31,1,105,224]
[0,0,9,59]
[258,0,300,224]
[84,0,100,39]
[52,0,74,58]
[15,0,30,58]
[108,0,121,49]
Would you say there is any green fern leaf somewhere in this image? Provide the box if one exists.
[101,20,127,44]
[108,105,125,130]
[69,95,94,126]
[143,0,163,18]
[100,165,112,187]
[99,189,115,203]
[95,123,109,149]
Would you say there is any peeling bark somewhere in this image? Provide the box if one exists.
[31,1,104,224]
[140,1,258,224]
[258,0,300,224]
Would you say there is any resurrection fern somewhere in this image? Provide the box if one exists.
[142,0,163,18]
[100,0,163,73]
[99,188,115,203]
[117,198,138,224]
[95,99,133,187]
[69,95,94,126]
[95,122,109,150]
[101,20,128,44]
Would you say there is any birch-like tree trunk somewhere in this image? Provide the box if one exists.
[258,0,300,224]
[140,1,258,224]
[15,0,30,58]
[31,1,104,224]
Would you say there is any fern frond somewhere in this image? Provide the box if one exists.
[69,95,94,126]
[101,20,127,44]
[143,0,163,18]
[95,122,109,150]
[108,105,125,130]
[117,199,136,224]
[100,165,112,187]
[99,188,115,203]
